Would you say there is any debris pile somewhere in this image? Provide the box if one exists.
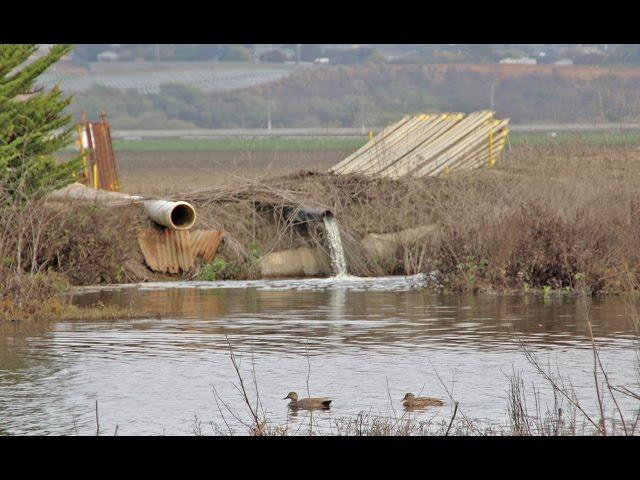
[77,111,121,191]
[329,111,509,178]
[136,200,223,274]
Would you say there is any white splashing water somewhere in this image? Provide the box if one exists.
[323,216,348,277]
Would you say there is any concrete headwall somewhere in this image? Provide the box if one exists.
[259,225,438,278]
[260,246,331,278]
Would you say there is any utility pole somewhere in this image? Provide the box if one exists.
[360,96,365,134]
[296,44,301,64]
[490,83,496,112]
[155,44,160,63]
[267,100,272,131]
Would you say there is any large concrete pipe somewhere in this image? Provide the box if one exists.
[143,200,197,231]
[361,225,438,258]
[47,183,198,231]
[260,246,331,277]
[46,182,143,203]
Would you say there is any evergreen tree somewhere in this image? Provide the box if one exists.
[0,44,82,200]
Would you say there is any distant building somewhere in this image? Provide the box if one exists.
[314,57,330,64]
[97,51,120,62]
[499,56,537,65]
[577,45,603,55]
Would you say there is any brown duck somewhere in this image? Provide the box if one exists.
[402,392,444,409]
[283,392,332,410]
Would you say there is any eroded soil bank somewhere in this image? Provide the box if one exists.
[133,143,640,294]
[5,143,640,321]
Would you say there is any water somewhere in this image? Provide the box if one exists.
[0,276,638,435]
[323,216,348,276]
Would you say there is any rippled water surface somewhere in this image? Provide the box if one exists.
[1,275,638,435]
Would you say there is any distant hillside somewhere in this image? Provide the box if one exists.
[411,62,640,80]
[69,63,640,129]
[40,61,299,94]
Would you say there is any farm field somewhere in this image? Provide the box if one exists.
[39,61,300,94]
[111,137,367,152]
[57,132,640,196]
[58,143,355,195]
[63,130,640,152]
[509,130,640,146]
[60,129,640,154]
[116,148,353,195]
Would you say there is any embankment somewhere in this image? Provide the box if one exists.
[6,142,640,322]
[181,143,640,294]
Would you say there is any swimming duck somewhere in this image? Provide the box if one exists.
[402,392,444,409]
[283,391,332,410]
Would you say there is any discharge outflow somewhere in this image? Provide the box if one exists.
[323,216,348,277]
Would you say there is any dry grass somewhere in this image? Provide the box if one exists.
[58,148,351,197]
[147,142,640,292]
[1,174,158,321]
[21,141,640,294]
[0,271,159,323]
[425,143,640,292]
[0,271,68,322]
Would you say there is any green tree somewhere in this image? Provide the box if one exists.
[0,44,82,200]
[219,45,253,62]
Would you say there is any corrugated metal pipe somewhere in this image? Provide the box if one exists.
[143,200,197,231]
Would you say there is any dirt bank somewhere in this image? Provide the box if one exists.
[17,143,640,295]
[190,143,640,292]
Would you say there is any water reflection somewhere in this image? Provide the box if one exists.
[71,280,638,353]
[0,277,637,435]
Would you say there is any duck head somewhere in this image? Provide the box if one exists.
[402,393,415,401]
[283,392,298,401]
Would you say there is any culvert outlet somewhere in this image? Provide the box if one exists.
[144,200,197,231]
[288,206,334,223]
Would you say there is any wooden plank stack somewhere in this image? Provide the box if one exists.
[329,111,509,178]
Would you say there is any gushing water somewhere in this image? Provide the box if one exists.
[323,216,348,276]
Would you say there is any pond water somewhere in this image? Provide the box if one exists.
[0,275,638,435]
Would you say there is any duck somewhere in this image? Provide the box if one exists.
[402,392,444,409]
[283,391,332,410]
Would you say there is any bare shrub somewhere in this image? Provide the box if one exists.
[173,143,640,291]
[39,203,140,285]
[0,270,68,321]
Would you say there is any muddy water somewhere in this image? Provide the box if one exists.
[1,275,638,435]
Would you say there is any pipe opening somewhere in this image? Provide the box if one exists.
[170,203,196,230]
[291,206,334,222]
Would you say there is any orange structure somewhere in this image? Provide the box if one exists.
[77,111,121,191]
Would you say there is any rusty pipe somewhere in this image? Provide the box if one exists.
[143,200,197,231]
